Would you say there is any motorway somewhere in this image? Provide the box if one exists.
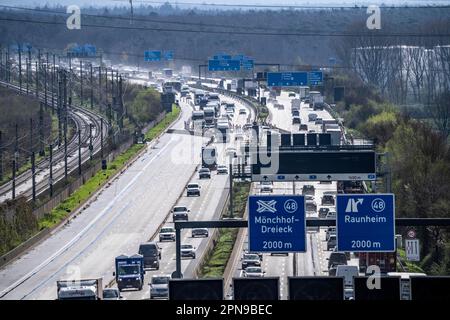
[120,90,255,300]
[0,82,254,300]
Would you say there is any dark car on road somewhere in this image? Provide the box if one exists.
[319,207,330,219]
[328,252,348,269]
[302,185,315,195]
[322,195,335,206]
[192,228,209,238]
[327,235,337,251]
[138,242,161,270]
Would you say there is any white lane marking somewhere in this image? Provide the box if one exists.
[0,140,173,298]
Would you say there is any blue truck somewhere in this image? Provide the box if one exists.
[114,254,145,291]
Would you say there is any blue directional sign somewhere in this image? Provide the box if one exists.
[144,50,161,61]
[249,195,306,252]
[241,58,254,70]
[208,59,241,71]
[336,194,395,252]
[67,44,96,57]
[308,71,323,85]
[164,50,174,61]
[213,53,232,60]
[267,72,308,87]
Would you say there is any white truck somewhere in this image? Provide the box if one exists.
[57,278,103,300]
[309,91,324,109]
[203,107,216,128]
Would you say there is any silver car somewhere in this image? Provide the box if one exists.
[149,275,170,299]
[243,266,265,278]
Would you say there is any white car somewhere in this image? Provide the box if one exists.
[181,244,196,259]
[260,181,273,193]
[243,266,265,278]
[186,183,201,196]
[217,165,228,174]
[159,226,176,242]
[149,275,170,299]
[239,109,246,115]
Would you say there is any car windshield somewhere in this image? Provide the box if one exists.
[199,169,209,172]
[244,254,259,260]
[103,289,119,298]
[188,184,199,188]
[161,228,174,233]
[173,207,187,212]
[117,265,140,276]
[181,245,193,249]
[246,267,261,273]
[152,277,169,284]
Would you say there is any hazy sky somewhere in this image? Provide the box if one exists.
[2,0,450,9]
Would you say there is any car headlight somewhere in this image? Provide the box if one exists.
[136,277,140,281]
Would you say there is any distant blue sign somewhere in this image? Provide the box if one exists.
[164,50,174,61]
[208,59,241,71]
[68,44,96,58]
[213,53,232,60]
[336,194,395,252]
[144,50,161,61]
[267,72,308,87]
[249,195,306,252]
[241,58,254,70]
[308,71,323,85]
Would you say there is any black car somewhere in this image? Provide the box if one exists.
[319,207,330,219]
[192,228,209,238]
[302,185,315,195]
[328,252,348,269]
[138,242,161,270]
[322,195,335,206]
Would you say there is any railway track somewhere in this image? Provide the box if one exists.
[0,79,109,202]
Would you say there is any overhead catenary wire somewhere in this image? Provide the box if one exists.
[0,15,449,38]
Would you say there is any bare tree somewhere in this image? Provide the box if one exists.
[428,91,450,138]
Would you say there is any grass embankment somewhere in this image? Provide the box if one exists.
[199,181,251,278]
[38,105,179,230]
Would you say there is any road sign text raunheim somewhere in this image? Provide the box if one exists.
[248,195,306,252]
[336,194,395,252]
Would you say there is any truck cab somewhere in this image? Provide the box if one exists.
[57,278,103,300]
[114,254,145,291]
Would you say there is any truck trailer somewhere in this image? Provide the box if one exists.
[57,278,103,300]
